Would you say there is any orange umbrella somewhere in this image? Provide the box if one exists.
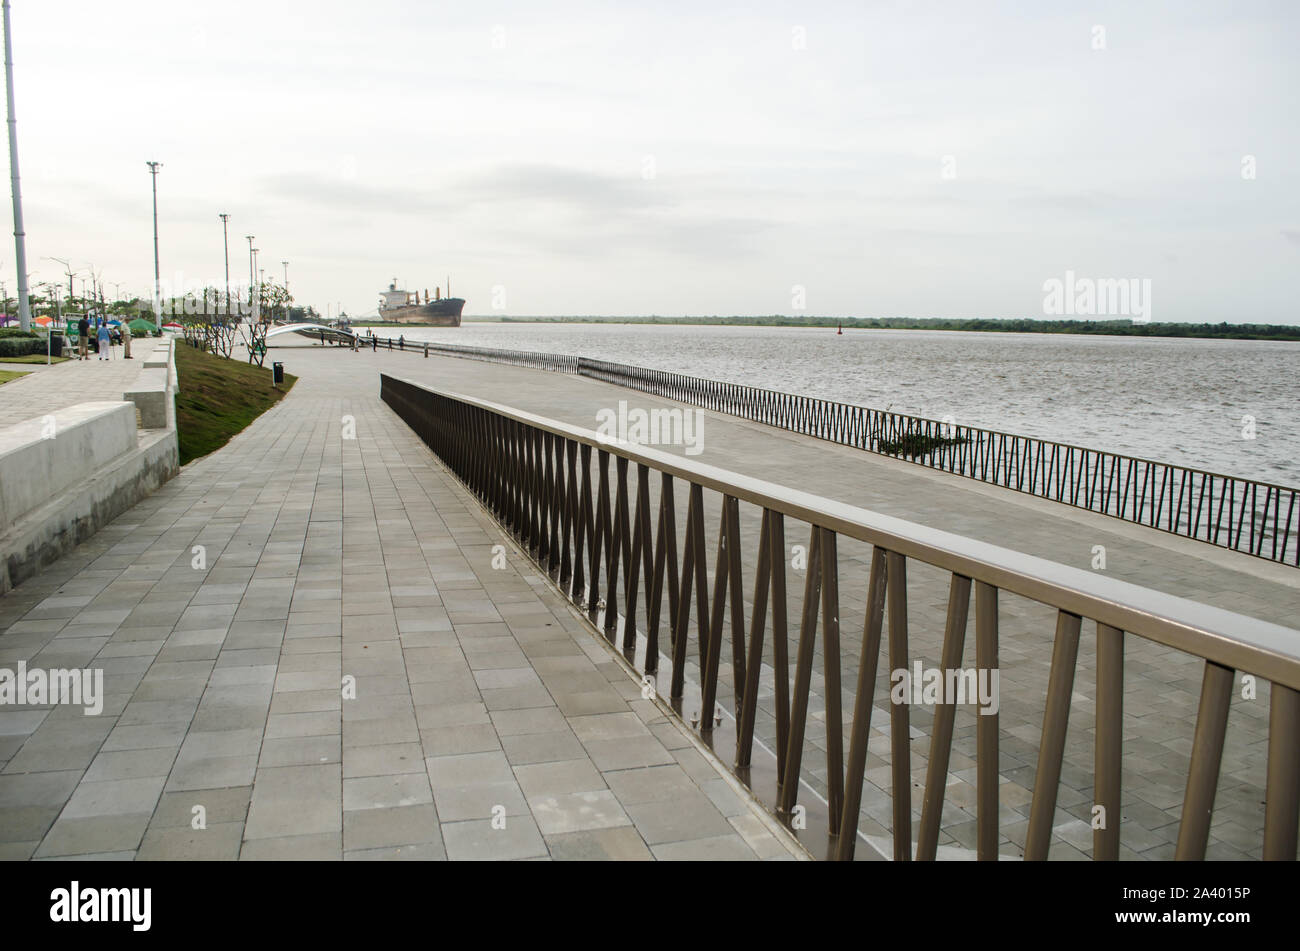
[34,316,53,326]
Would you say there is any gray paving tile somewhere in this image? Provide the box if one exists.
[137,821,244,860]
[239,832,343,860]
[545,826,654,861]
[441,817,548,860]
[34,814,151,857]
[626,793,739,845]
[342,773,433,811]
[343,803,443,852]
[513,758,605,798]
[528,790,632,836]
[651,834,759,861]
[244,764,342,839]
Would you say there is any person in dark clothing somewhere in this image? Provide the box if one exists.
[77,316,90,360]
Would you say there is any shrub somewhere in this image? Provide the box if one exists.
[877,432,970,458]
[0,334,62,357]
[0,336,41,357]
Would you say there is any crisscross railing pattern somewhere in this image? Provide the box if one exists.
[381,373,1300,861]
[363,335,1300,566]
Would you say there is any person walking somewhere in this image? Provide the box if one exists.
[122,320,133,359]
[96,319,112,360]
[77,315,90,360]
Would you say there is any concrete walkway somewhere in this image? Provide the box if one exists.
[0,347,801,860]
[0,348,141,421]
[288,343,1300,861]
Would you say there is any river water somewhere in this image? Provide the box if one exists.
[380,322,1300,487]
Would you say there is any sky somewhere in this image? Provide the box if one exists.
[5,0,1298,322]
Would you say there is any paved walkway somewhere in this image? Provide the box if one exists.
[0,348,801,860]
[296,344,1299,860]
[0,349,141,422]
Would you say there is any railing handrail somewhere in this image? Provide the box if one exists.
[383,373,1300,690]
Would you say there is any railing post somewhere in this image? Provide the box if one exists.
[1094,622,1124,860]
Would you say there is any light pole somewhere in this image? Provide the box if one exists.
[3,0,31,332]
[146,161,162,330]
[37,280,58,363]
[245,235,254,320]
[219,213,230,316]
[51,283,60,363]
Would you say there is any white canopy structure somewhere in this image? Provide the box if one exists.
[263,323,356,345]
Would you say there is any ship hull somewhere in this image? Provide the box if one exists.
[377,298,465,327]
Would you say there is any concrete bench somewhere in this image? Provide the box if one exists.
[143,340,172,368]
[123,366,173,429]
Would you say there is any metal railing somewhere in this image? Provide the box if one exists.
[361,336,1300,567]
[381,373,1300,861]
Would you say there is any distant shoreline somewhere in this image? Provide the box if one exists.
[441,315,1300,342]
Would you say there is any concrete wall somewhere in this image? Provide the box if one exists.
[0,343,181,595]
[0,402,138,534]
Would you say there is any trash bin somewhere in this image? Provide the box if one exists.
[272,361,284,385]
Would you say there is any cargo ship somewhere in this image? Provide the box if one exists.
[377,278,464,326]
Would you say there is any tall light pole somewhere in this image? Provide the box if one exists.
[252,244,261,323]
[3,0,31,332]
[218,213,230,315]
[37,280,58,363]
[245,234,254,319]
[146,160,162,329]
[49,282,60,363]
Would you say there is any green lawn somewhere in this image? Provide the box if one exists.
[0,368,29,385]
[174,342,297,465]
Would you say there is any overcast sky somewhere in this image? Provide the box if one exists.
[6,0,1298,321]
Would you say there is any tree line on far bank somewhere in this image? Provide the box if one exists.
[481,315,1300,341]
